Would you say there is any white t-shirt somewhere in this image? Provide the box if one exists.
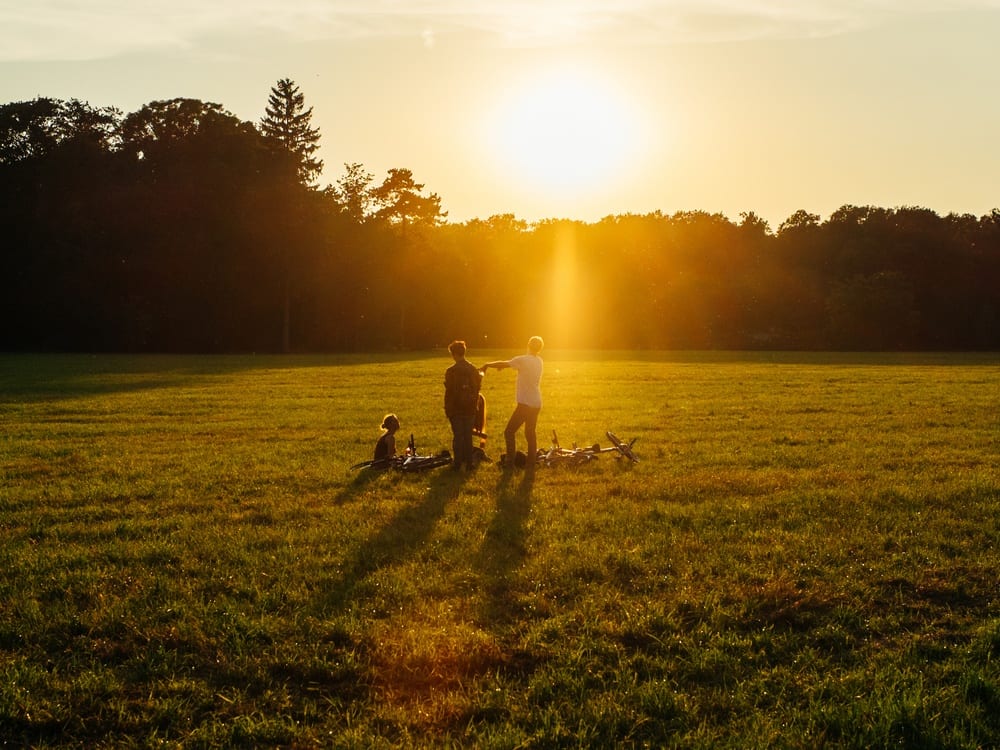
[509,354,543,408]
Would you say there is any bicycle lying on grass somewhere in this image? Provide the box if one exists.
[351,434,452,473]
[531,430,639,468]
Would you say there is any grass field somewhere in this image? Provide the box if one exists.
[1,351,998,748]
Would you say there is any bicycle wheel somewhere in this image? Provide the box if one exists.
[606,431,639,463]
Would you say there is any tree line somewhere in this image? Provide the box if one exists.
[2,82,997,353]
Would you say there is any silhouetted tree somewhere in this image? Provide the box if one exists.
[115,98,291,350]
[0,98,126,349]
[329,162,375,223]
[370,168,447,228]
[257,79,326,352]
[259,79,322,184]
[366,168,448,347]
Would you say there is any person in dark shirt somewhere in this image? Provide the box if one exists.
[444,340,483,471]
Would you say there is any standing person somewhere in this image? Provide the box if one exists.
[444,340,483,471]
[482,336,544,469]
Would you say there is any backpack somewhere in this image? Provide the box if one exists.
[449,363,481,415]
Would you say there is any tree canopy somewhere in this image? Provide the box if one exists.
[1,91,997,353]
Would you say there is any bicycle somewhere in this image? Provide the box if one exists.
[351,434,452,473]
[534,430,639,467]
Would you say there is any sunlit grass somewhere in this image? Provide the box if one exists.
[0,351,998,747]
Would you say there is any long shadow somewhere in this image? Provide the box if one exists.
[0,351,444,401]
[315,467,467,616]
[331,464,390,505]
[474,469,534,626]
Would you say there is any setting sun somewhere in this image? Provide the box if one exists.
[488,68,641,194]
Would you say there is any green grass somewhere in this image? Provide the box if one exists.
[1,351,998,748]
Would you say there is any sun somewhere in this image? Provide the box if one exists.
[488,68,641,194]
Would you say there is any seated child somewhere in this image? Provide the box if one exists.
[374,414,400,462]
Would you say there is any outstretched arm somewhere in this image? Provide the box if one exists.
[481,361,510,371]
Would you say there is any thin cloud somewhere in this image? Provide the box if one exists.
[2,0,999,61]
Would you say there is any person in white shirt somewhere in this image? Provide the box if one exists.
[481,336,544,469]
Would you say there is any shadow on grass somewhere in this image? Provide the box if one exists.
[0,351,444,401]
[332,463,389,504]
[316,467,467,615]
[474,468,534,626]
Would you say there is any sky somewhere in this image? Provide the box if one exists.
[2,0,999,228]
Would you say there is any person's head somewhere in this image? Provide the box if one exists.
[381,414,400,433]
[527,336,544,355]
[448,340,467,359]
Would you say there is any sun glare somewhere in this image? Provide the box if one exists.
[489,68,640,194]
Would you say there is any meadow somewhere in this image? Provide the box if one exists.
[0,351,998,749]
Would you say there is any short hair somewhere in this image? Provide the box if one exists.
[528,336,544,354]
[448,340,467,357]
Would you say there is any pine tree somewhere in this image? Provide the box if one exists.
[259,79,323,353]
[260,78,322,184]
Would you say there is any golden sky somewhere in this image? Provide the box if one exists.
[3,1,999,228]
